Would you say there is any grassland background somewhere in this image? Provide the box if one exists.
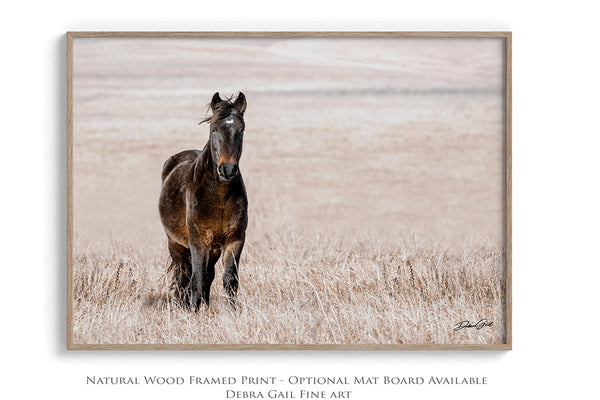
[72,38,506,345]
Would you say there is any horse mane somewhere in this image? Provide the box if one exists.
[199,95,240,125]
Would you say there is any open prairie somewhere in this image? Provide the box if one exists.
[71,37,507,345]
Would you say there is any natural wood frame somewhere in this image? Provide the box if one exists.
[67,31,512,350]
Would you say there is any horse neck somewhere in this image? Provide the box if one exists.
[194,140,231,194]
[195,141,215,179]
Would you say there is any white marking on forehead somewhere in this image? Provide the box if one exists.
[224,118,234,125]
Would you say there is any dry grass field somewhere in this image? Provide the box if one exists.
[72,38,507,345]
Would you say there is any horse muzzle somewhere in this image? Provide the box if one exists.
[217,163,239,181]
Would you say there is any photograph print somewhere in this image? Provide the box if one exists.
[68,32,511,349]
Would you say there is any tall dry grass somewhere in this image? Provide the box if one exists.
[72,228,505,345]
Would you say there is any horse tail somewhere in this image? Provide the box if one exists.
[166,248,193,306]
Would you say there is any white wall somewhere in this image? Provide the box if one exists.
[2,1,598,399]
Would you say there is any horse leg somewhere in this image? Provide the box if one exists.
[222,236,245,307]
[189,242,214,308]
[198,248,221,306]
[168,239,192,306]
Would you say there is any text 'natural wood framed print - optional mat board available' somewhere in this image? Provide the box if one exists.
[67,31,511,350]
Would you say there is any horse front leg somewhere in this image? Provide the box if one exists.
[222,235,245,307]
[189,242,213,309]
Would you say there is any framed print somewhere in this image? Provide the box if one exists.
[67,31,511,350]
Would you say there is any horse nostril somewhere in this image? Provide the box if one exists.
[219,163,238,178]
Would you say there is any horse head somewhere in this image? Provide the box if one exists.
[205,92,247,182]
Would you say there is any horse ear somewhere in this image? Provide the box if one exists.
[211,92,222,110]
[234,92,247,114]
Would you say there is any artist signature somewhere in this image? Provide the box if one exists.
[453,319,494,331]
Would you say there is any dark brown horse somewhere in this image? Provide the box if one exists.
[159,92,248,309]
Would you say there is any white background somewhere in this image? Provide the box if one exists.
[2,1,599,399]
